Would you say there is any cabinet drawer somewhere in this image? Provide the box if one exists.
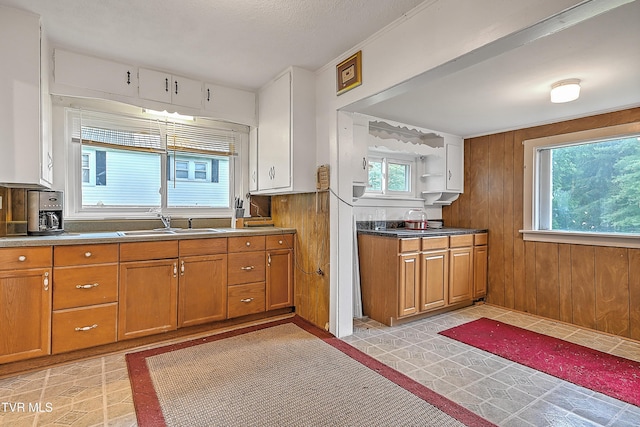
[422,236,449,251]
[227,252,266,285]
[52,303,117,354]
[0,247,51,270]
[450,234,474,248]
[179,238,227,257]
[266,234,294,250]
[120,241,178,262]
[54,244,118,266]
[228,235,266,253]
[399,238,420,253]
[227,282,265,318]
[474,233,488,246]
[53,264,118,309]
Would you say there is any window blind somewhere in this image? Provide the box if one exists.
[70,108,239,156]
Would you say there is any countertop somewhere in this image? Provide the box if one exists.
[357,227,487,238]
[0,227,296,248]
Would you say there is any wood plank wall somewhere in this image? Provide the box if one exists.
[271,192,330,330]
[443,107,640,340]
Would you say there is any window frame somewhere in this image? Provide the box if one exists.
[365,150,415,198]
[62,100,248,220]
[522,122,640,248]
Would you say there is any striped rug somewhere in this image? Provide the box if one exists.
[126,316,494,426]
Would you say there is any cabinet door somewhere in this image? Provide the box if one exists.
[249,128,258,191]
[352,121,369,185]
[421,249,448,311]
[138,68,172,104]
[398,253,420,317]
[257,71,291,190]
[266,249,293,310]
[0,8,42,187]
[449,246,473,304]
[446,141,464,192]
[204,82,256,123]
[171,75,202,109]
[0,268,51,363]
[474,245,488,299]
[54,49,137,97]
[178,254,227,327]
[118,259,178,340]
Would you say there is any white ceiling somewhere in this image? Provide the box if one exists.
[1,0,639,137]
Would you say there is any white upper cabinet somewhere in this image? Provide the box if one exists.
[54,49,137,98]
[254,67,316,194]
[445,139,464,192]
[418,134,464,205]
[204,83,256,125]
[0,6,52,188]
[138,68,202,109]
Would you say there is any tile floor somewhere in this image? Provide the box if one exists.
[344,304,640,426]
[1,304,639,426]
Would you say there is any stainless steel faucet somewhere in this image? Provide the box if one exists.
[158,213,171,229]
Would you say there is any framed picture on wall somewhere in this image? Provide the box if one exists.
[336,51,362,95]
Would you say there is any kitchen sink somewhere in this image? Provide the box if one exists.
[172,228,223,234]
[117,228,223,236]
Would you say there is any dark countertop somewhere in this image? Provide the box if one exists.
[357,227,487,238]
[0,227,296,248]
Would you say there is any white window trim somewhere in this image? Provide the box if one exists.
[521,121,640,248]
[365,150,416,198]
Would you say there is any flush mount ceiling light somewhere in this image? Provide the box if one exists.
[550,79,581,103]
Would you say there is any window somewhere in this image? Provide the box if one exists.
[67,106,246,217]
[523,122,640,247]
[366,154,413,196]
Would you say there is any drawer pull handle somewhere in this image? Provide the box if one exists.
[278,240,283,245]
[84,252,92,258]
[76,283,99,289]
[240,266,255,271]
[18,255,26,262]
[246,241,251,246]
[43,272,49,291]
[240,298,254,303]
[75,324,98,332]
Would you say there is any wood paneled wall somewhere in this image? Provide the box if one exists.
[443,107,640,340]
[271,192,330,329]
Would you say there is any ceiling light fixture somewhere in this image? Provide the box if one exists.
[550,79,581,103]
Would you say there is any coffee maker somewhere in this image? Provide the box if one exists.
[27,190,64,235]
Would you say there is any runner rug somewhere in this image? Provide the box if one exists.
[439,317,640,407]
[126,316,495,426]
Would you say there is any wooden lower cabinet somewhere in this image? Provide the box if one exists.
[52,303,117,354]
[228,282,266,318]
[358,232,484,326]
[421,249,448,311]
[266,248,293,310]
[0,267,52,364]
[118,258,178,340]
[398,252,420,317]
[473,233,488,299]
[178,254,227,327]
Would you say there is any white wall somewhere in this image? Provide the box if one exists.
[317,0,585,337]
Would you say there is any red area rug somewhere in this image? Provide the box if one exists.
[127,316,495,426]
[439,317,640,407]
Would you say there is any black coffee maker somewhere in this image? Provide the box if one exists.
[27,190,64,235]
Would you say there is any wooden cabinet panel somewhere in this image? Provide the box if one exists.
[266,249,293,310]
[179,238,227,257]
[421,237,448,251]
[0,268,51,363]
[54,244,118,266]
[118,259,178,340]
[398,253,420,317]
[228,282,265,318]
[120,241,178,262]
[178,254,227,327]
[450,234,473,248]
[52,303,117,354]
[266,233,294,250]
[473,245,488,299]
[399,238,420,253]
[227,252,266,285]
[449,247,473,304]
[228,235,266,253]
[53,264,118,309]
[0,246,51,270]
[421,250,448,311]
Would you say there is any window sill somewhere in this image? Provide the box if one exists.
[520,229,640,249]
